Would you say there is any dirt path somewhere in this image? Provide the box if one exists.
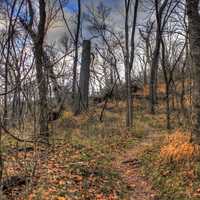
[113,133,161,200]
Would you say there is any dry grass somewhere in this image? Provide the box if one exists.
[160,130,200,163]
[142,83,166,97]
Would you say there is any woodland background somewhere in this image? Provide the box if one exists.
[0,0,200,199]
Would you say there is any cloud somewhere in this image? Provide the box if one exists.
[46,5,75,47]
[47,0,123,40]
[46,0,149,47]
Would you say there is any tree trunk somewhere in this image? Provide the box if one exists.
[125,63,133,127]
[149,0,169,114]
[186,0,200,137]
[75,40,91,115]
[43,51,61,105]
[166,83,170,129]
[72,0,81,100]
[20,0,49,144]
[124,0,139,128]
[143,63,148,86]
[0,125,3,187]
[34,43,49,144]
[149,30,160,114]
[161,38,171,129]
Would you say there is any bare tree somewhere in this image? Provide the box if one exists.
[20,0,49,144]
[124,0,139,127]
[72,0,81,100]
[139,21,154,87]
[75,40,91,115]
[149,0,169,114]
[0,125,2,190]
[186,0,200,138]
[161,33,186,129]
[59,0,81,101]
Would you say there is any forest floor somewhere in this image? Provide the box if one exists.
[2,100,200,200]
[112,132,159,200]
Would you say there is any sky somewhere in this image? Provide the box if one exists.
[66,0,121,11]
[47,0,124,46]
[46,0,153,47]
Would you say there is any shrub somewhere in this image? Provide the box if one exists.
[160,130,200,163]
[59,111,76,128]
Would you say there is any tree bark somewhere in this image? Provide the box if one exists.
[149,0,169,114]
[149,33,160,114]
[186,0,200,137]
[72,0,81,100]
[34,42,49,143]
[0,125,3,187]
[124,0,139,127]
[20,0,49,144]
[75,40,91,115]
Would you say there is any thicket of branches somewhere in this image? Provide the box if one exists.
[0,0,200,196]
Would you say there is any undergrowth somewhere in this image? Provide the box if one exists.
[140,130,200,200]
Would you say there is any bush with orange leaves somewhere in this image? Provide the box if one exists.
[142,83,166,97]
[160,130,200,163]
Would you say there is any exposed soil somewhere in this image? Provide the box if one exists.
[113,133,161,200]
